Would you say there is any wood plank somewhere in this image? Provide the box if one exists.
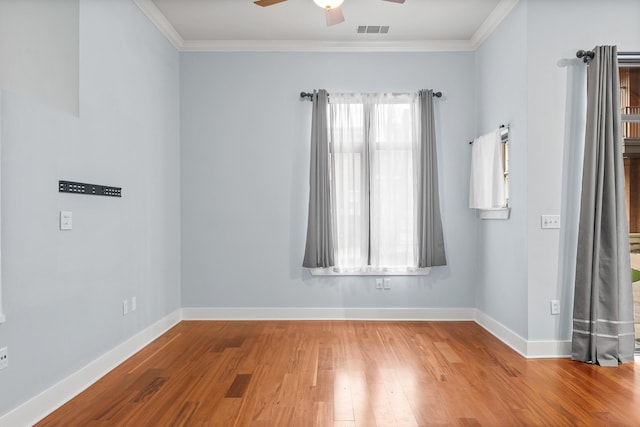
[333,369,354,421]
[36,320,640,426]
[225,373,253,398]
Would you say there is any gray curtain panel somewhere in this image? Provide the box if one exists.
[572,46,635,366]
[303,90,335,268]
[416,90,447,267]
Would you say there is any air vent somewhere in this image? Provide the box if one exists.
[357,25,389,34]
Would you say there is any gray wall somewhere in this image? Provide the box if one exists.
[3,0,640,420]
[180,52,478,310]
[525,0,640,341]
[0,0,79,115]
[0,0,181,417]
[474,0,640,341]
[474,0,529,338]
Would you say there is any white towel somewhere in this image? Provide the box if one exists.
[469,129,506,209]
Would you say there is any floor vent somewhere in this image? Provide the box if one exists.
[357,25,390,34]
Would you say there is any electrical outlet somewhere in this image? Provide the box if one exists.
[383,278,391,290]
[541,215,561,229]
[123,300,129,316]
[375,279,383,289]
[131,296,137,312]
[0,347,8,370]
[550,299,561,315]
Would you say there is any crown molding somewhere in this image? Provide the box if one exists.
[180,39,475,53]
[134,0,517,53]
[132,0,184,50]
[471,0,520,49]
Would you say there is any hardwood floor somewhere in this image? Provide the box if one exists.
[37,321,640,426]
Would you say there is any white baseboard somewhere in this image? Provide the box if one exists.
[184,307,571,358]
[526,340,572,358]
[474,310,571,358]
[474,309,528,357]
[181,306,477,321]
[1,306,571,427]
[0,309,181,427]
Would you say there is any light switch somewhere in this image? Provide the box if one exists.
[60,211,73,230]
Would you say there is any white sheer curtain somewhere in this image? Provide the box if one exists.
[329,93,421,273]
[329,93,368,270]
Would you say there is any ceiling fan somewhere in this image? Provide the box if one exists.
[254,0,405,27]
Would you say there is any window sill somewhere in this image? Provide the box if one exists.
[477,207,511,220]
[309,267,431,276]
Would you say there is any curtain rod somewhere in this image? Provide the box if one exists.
[469,124,509,144]
[300,91,443,101]
[576,49,640,64]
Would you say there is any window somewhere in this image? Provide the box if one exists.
[323,93,426,274]
[303,89,446,275]
[620,58,640,351]
[621,65,640,234]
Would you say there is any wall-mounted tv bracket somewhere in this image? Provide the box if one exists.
[59,180,121,197]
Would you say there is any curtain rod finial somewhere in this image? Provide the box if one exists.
[576,49,595,63]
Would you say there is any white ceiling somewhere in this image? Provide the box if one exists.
[133,0,519,52]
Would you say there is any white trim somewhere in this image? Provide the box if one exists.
[0,309,181,427]
[182,307,476,321]
[474,310,572,359]
[310,267,431,276]
[132,0,184,50]
[131,0,518,53]
[180,39,474,53]
[478,207,511,220]
[184,308,572,358]
[526,340,572,359]
[470,0,520,49]
[474,309,528,357]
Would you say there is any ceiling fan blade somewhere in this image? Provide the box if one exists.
[383,0,405,3]
[254,0,288,6]
[325,6,345,26]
